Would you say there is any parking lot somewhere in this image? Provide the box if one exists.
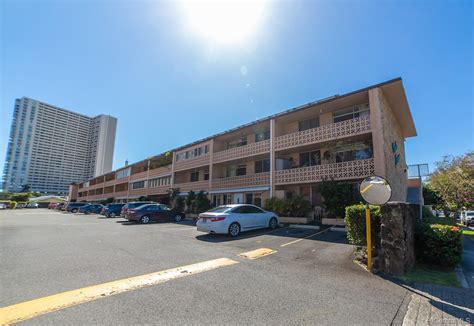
[0,209,411,325]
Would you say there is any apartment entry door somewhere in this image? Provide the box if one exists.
[233,193,244,204]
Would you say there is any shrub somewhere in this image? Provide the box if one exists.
[318,180,360,218]
[345,204,381,250]
[264,197,286,215]
[415,223,463,267]
[286,196,312,217]
[10,201,17,209]
[185,191,196,213]
[174,196,185,212]
[264,196,311,217]
[194,191,211,214]
[422,206,434,220]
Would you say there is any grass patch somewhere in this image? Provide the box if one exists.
[402,265,460,288]
[462,229,474,240]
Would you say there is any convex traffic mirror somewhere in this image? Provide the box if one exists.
[359,176,392,206]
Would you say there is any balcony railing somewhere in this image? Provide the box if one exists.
[173,180,210,192]
[274,116,371,151]
[274,158,374,185]
[213,139,270,163]
[174,154,210,172]
[211,172,270,190]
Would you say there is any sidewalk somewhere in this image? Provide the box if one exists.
[461,229,474,289]
[403,282,474,325]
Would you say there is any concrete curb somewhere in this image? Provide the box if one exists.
[289,224,320,230]
[455,266,469,289]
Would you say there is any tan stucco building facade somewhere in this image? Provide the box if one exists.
[71,78,416,210]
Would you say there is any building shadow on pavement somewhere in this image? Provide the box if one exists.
[195,226,349,244]
[389,278,474,324]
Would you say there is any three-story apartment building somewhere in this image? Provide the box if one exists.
[70,78,416,208]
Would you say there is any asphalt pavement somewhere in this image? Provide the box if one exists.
[1,209,411,325]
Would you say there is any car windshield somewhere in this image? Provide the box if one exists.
[206,206,232,213]
[467,212,474,216]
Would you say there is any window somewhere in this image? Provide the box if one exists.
[131,180,145,189]
[176,144,209,161]
[255,159,270,173]
[335,142,373,163]
[298,118,319,131]
[333,104,369,123]
[204,168,209,180]
[245,205,264,213]
[190,171,199,182]
[227,164,246,177]
[299,151,321,167]
[227,136,247,149]
[117,168,131,179]
[159,204,171,211]
[255,130,270,142]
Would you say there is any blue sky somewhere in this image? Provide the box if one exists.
[1,0,472,173]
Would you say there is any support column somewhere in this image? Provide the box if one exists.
[270,118,275,198]
[368,88,386,177]
[209,140,214,193]
[170,152,176,188]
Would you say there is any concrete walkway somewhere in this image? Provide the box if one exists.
[403,282,474,325]
[461,229,474,289]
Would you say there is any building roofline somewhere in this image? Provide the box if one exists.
[84,77,414,183]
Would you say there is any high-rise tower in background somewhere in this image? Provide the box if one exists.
[2,97,117,194]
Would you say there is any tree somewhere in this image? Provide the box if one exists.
[20,184,31,193]
[10,194,30,202]
[185,190,196,213]
[422,184,443,209]
[318,180,360,218]
[429,151,474,217]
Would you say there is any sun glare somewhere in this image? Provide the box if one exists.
[181,0,266,44]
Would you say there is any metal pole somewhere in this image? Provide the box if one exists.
[365,203,372,271]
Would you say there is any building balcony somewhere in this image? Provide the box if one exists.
[130,170,148,181]
[274,158,374,185]
[174,155,210,172]
[274,116,371,151]
[173,180,210,192]
[148,165,172,178]
[213,139,270,164]
[148,185,170,195]
[211,172,270,190]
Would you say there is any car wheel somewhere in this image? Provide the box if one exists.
[72,209,78,213]
[140,216,150,224]
[228,223,240,237]
[174,214,183,222]
[269,217,278,229]
[84,211,89,215]
[109,212,116,218]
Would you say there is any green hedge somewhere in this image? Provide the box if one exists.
[345,204,381,250]
[415,223,463,267]
[264,196,311,217]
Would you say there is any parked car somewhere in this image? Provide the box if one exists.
[26,202,39,208]
[48,202,59,209]
[101,203,125,218]
[462,211,474,226]
[124,204,185,224]
[196,204,279,237]
[65,202,88,213]
[78,204,104,214]
[16,203,27,209]
[0,203,6,209]
[120,202,154,217]
[55,202,65,210]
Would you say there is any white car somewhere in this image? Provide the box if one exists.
[196,204,279,237]
[0,203,6,209]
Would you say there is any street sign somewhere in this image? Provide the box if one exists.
[359,176,392,271]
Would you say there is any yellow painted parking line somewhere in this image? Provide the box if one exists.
[280,228,331,247]
[0,258,238,325]
[239,248,277,260]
